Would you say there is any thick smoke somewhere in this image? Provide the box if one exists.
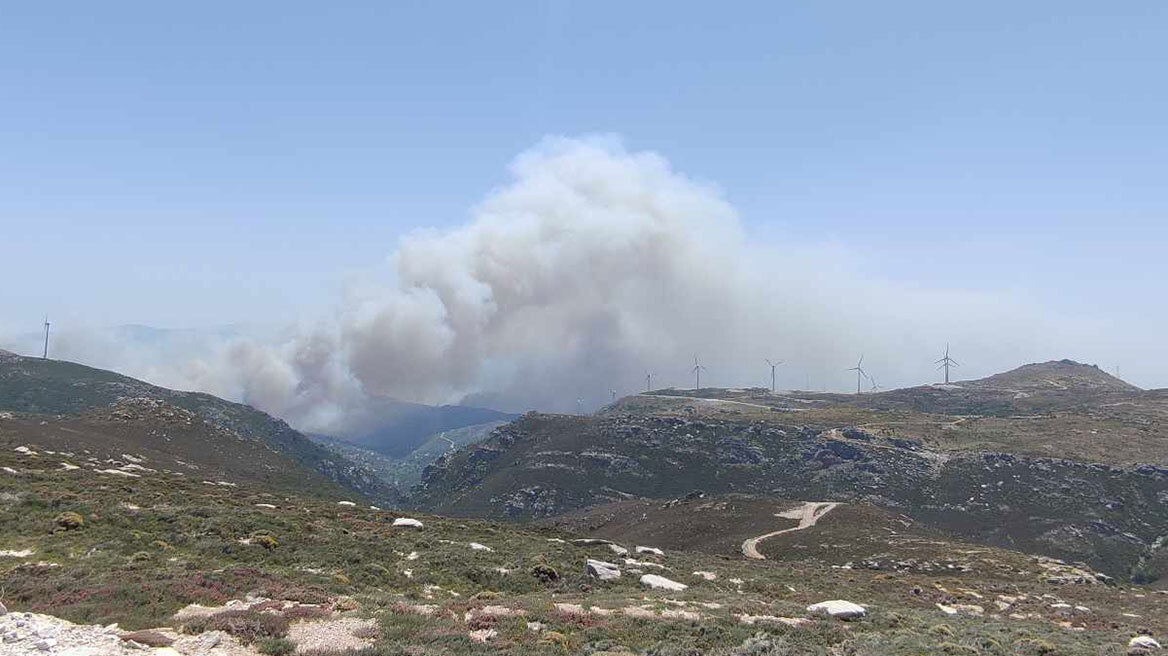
[2,136,1125,432]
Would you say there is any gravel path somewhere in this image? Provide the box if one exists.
[741,501,839,560]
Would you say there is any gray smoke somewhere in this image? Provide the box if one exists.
[1,136,1132,432]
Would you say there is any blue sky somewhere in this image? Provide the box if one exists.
[2,2,1167,393]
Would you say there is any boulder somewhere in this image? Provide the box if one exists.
[586,559,621,581]
[1129,636,1161,650]
[120,630,175,647]
[807,600,866,620]
[639,574,687,591]
[636,546,664,556]
[393,518,424,528]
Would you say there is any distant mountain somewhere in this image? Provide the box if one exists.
[0,350,396,503]
[324,397,516,458]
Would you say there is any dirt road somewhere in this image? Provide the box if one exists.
[741,501,839,560]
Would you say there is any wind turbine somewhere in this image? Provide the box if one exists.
[935,344,959,384]
[575,398,583,415]
[765,359,783,393]
[645,372,653,392]
[692,356,707,390]
[610,389,617,403]
[847,355,869,395]
[42,316,50,359]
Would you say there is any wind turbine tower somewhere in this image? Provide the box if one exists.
[936,344,959,384]
[42,317,50,359]
[692,356,707,390]
[847,355,868,395]
[645,372,653,392]
[610,389,617,403]
[765,359,783,393]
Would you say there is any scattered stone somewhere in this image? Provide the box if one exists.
[337,501,357,507]
[287,617,376,652]
[469,542,493,552]
[0,601,6,615]
[1129,635,1161,650]
[468,628,497,643]
[640,574,688,591]
[737,614,809,627]
[692,571,717,581]
[609,543,630,556]
[254,503,277,509]
[393,517,424,528]
[636,546,665,556]
[586,559,622,581]
[807,600,866,620]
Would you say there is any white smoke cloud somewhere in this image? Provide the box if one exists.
[1,136,1137,432]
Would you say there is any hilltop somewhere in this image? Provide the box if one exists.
[968,360,1138,393]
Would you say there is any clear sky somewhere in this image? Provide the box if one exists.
[2,2,1167,394]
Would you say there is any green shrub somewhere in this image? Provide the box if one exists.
[183,610,289,644]
[256,637,296,656]
[53,511,84,530]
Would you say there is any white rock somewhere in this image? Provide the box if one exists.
[469,542,493,552]
[807,600,866,620]
[1129,635,1162,649]
[468,628,497,643]
[393,518,424,528]
[636,546,664,556]
[608,543,629,556]
[640,574,687,591]
[254,504,277,509]
[337,501,357,507]
[586,559,622,581]
[692,571,717,581]
[0,601,7,615]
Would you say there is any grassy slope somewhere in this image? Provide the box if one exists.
[3,445,1166,655]
[0,353,396,503]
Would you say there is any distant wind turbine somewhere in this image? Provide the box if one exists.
[645,372,653,392]
[935,344,959,384]
[42,316,50,359]
[847,355,869,395]
[765,359,783,393]
[576,398,583,415]
[610,389,617,403]
[692,356,707,390]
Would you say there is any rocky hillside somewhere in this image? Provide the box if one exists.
[411,411,1168,581]
[0,351,396,503]
[3,439,1166,655]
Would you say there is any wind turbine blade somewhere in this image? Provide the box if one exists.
[950,359,960,367]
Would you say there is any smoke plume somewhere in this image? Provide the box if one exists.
[2,136,1127,433]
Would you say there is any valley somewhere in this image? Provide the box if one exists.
[2,352,1167,654]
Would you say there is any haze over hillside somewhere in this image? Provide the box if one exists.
[2,138,1158,434]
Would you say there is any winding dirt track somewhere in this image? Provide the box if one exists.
[741,501,839,560]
